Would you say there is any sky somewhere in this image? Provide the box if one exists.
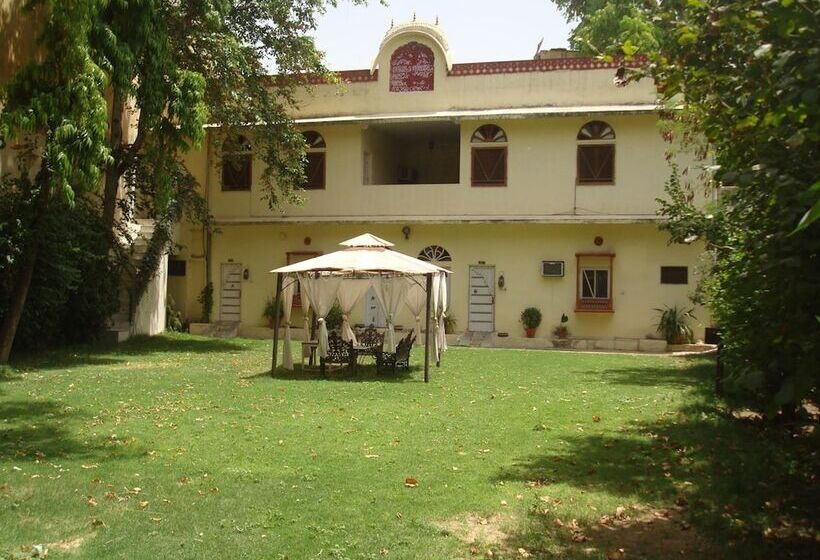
[312,0,573,70]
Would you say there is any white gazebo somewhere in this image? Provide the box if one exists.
[269,233,451,382]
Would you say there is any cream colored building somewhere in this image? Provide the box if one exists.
[172,22,708,349]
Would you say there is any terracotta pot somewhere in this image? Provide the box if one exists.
[525,327,537,338]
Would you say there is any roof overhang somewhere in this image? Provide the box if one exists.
[203,104,659,129]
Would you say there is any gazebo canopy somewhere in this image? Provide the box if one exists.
[270,234,450,276]
[268,234,449,383]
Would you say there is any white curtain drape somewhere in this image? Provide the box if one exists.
[437,272,449,360]
[404,278,426,345]
[298,273,341,359]
[281,276,295,370]
[301,295,311,342]
[373,276,408,352]
[336,279,370,344]
[432,272,449,362]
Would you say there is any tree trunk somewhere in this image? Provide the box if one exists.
[102,93,125,232]
[0,184,50,363]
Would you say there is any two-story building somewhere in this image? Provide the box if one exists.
[172,21,708,349]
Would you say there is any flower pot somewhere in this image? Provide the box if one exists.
[525,327,537,338]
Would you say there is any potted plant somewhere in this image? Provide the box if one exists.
[444,313,457,334]
[654,305,696,344]
[551,313,570,347]
[325,303,344,331]
[263,296,282,328]
[520,307,542,338]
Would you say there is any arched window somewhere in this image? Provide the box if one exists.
[418,245,452,264]
[419,245,452,294]
[303,131,326,190]
[471,124,507,187]
[576,121,615,185]
[221,135,252,191]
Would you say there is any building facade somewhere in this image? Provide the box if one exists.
[172,22,709,348]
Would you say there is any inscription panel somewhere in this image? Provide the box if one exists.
[390,42,434,92]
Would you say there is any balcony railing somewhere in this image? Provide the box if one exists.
[575,298,613,313]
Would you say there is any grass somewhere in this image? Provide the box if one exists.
[0,334,817,559]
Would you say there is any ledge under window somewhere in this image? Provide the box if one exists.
[575,298,613,313]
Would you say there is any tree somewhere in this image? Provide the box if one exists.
[649,0,819,415]
[552,0,660,55]
[557,0,819,414]
[1,0,359,362]
[0,0,111,363]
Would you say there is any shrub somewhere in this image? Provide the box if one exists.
[325,303,343,331]
[263,296,283,325]
[0,187,123,353]
[197,282,213,323]
[520,307,543,330]
[654,305,695,344]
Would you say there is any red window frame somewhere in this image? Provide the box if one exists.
[222,136,252,191]
[471,146,507,187]
[304,152,326,190]
[576,144,615,185]
[575,253,615,312]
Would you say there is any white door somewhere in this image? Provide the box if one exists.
[220,263,242,322]
[363,286,386,327]
[468,265,495,332]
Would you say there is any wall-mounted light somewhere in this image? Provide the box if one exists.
[594,236,604,246]
[243,268,250,280]
[304,236,312,246]
[402,225,411,240]
[498,274,505,289]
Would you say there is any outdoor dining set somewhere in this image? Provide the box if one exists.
[301,325,417,375]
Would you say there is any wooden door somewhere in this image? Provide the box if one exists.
[468,265,495,332]
[220,263,242,322]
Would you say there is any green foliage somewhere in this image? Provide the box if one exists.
[553,0,660,56]
[654,305,695,344]
[0,180,123,351]
[325,303,343,331]
[520,307,543,329]
[443,313,457,334]
[647,0,820,413]
[263,295,284,324]
[0,0,111,204]
[197,282,214,323]
[166,295,184,332]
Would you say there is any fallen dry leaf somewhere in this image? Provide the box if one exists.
[607,548,626,560]
[404,477,418,488]
[138,500,149,509]
[87,496,97,507]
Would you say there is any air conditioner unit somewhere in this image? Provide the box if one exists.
[541,260,565,277]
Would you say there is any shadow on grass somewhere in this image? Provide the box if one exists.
[255,363,421,383]
[494,367,819,559]
[0,399,142,463]
[587,356,716,391]
[11,334,248,371]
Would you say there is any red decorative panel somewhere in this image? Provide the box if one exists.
[448,55,647,77]
[390,42,435,92]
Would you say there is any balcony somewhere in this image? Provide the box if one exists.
[362,121,460,185]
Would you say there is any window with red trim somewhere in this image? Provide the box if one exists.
[222,135,252,191]
[576,121,615,185]
[471,124,508,187]
[302,131,326,190]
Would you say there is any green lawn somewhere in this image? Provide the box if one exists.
[1,334,817,559]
